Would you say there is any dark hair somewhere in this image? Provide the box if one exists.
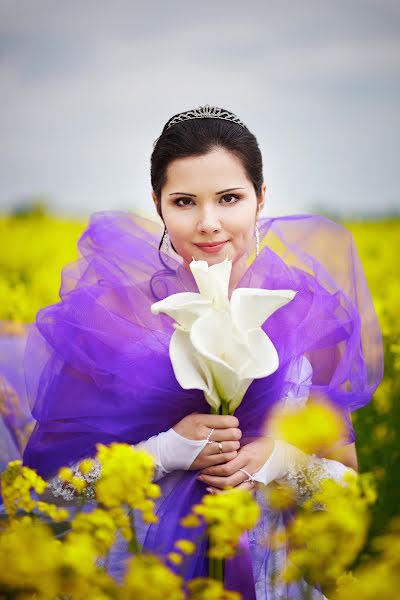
[150,107,264,251]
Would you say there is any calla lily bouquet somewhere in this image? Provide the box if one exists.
[151,257,297,415]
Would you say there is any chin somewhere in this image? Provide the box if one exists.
[193,252,232,265]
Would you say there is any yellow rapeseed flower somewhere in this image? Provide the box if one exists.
[0,512,117,599]
[36,501,69,522]
[95,442,161,523]
[174,539,196,555]
[70,474,88,493]
[108,506,133,541]
[180,514,202,528]
[71,508,118,556]
[269,397,347,455]
[280,472,376,591]
[265,480,297,511]
[79,458,95,475]
[59,530,118,600]
[187,577,241,599]
[0,515,62,597]
[1,460,66,521]
[168,551,183,565]
[333,517,400,599]
[120,554,185,600]
[188,488,260,559]
[58,466,74,483]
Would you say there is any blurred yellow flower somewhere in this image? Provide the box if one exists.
[79,458,95,475]
[168,551,184,565]
[58,466,74,483]
[174,538,196,555]
[95,442,161,524]
[265,480,297,511]
[120,554,184,600]
[189,488,260,559]
[71,508,118,556]
[1,460,67,521]
[180,514,202,528]
[187,576,241,599]
[0,515,62,597]
[268,396,348,455]
[333,516,400,599]
[280,472,377,590]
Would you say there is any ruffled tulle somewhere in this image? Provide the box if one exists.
[12,210,383,598]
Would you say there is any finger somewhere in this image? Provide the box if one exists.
[203,451,238,467]
[200,452,249,477]
[205,481,256,495]
[205,486,223,495]
[197,469,246,489]
[203,440,241,456]
[199,414,239,429]
[205,427,242,442]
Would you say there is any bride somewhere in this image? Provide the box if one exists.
[21,105,383,599]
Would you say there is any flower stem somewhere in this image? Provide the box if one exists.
[221,402,230,415]
[209,557,224,583]
[208,399,229,582]
[127,508,141,553]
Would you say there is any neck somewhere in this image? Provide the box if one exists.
[228,253,248,298]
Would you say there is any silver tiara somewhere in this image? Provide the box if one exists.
[166,104,246,130]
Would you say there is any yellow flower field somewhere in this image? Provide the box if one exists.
[0,209,399,598]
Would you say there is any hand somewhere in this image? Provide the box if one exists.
[197,437,275,494]
[173,412,242,470]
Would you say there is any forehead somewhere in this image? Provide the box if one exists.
[164,148,251,191]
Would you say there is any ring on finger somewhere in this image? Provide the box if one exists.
[218,441,223,454]
[239,467,256,485]
[206,428,215,444]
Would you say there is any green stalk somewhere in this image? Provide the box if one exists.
[215,557,224,582]
[127,508,141,553]
[207,398,229,584]
[209,557,224,583]
[209,555,216,580]
[221,401,230,415]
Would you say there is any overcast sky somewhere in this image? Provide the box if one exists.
[0,0,399,220]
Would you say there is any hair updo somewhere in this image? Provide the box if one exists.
[151,107,264,213]
[150,106,264,251]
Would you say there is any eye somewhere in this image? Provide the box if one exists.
[221,194,241,204]
[174,197,194,207]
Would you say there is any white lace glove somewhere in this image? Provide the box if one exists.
[252,438,357,502]
[135,428,209,482]
[251,356,356,501]
[46,428,209,503]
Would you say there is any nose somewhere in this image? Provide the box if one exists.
[197,206,222,235]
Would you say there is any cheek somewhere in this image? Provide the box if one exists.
[167,220,192,243]
[229,211,255,241]
[162,209,188,237]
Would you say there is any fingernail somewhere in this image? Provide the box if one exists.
[206,487,214,494]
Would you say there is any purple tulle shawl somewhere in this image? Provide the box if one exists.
[21,210,383,594]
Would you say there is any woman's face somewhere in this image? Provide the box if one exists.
[153,147,266,271]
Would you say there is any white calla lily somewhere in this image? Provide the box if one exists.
[151,256,297,414]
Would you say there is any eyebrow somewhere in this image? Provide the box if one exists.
[169,187,245,197]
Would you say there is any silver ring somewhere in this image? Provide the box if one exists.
[206,428,215,444]
[218,441,223,454]
[239,467,256,484]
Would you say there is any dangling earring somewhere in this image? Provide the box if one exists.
[255,221,260,257]
[161,228,170,254]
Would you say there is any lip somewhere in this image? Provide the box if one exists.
[194,241,228,254]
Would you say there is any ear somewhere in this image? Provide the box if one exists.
[257,182,266,216]
[152,191,158,211]
[152,191,162,219]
